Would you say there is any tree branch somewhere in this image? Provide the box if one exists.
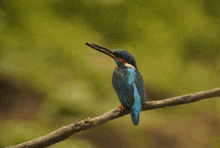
[7,88,220,148]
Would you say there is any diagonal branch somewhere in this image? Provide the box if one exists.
[7,88,220,148]
[143,87,220,110]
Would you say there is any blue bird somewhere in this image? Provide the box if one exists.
[85,42,146,126]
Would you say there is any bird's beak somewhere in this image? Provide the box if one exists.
[85,42,115,58]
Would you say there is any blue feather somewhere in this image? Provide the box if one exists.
[131,84,142,125]
[113,67,146,126]
[85,42,146,126]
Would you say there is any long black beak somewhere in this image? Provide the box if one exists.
[85,42,115,58]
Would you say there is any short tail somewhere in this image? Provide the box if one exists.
[130,111,140,126]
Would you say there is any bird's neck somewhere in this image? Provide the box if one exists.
[114,58,127,69]
[114,58,137,70]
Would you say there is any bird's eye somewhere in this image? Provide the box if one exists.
[117,54,122,58]
[115,53,119,57]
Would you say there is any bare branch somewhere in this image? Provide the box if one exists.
[7,88,220,148]
[143,87,220,110]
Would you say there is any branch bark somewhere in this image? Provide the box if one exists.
[7,88,220,148]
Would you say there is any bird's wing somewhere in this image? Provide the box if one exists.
[113,68,146,107]
[112,69,135,109]
[113,68,145,126]
[134,70,147,105]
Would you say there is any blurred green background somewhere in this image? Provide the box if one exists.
[0,0,220,147]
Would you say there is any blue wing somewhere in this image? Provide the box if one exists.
[135,70,147,105]
[112,68,146,125]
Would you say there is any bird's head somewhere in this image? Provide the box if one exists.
[85,42,137,69]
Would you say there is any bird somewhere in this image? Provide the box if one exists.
[85,42,146,126]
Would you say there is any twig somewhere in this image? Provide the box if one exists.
[7,88,220,148]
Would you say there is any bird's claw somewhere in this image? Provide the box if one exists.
[118,104,123,110]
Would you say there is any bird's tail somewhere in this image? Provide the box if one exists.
[130,111,140,126]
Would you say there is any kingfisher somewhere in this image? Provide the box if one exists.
[85,42,146,126]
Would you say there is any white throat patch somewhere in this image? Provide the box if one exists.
[124,63,136,69]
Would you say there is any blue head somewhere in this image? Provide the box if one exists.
[85,42,137,69]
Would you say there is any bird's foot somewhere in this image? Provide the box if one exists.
[118,104,123,110]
